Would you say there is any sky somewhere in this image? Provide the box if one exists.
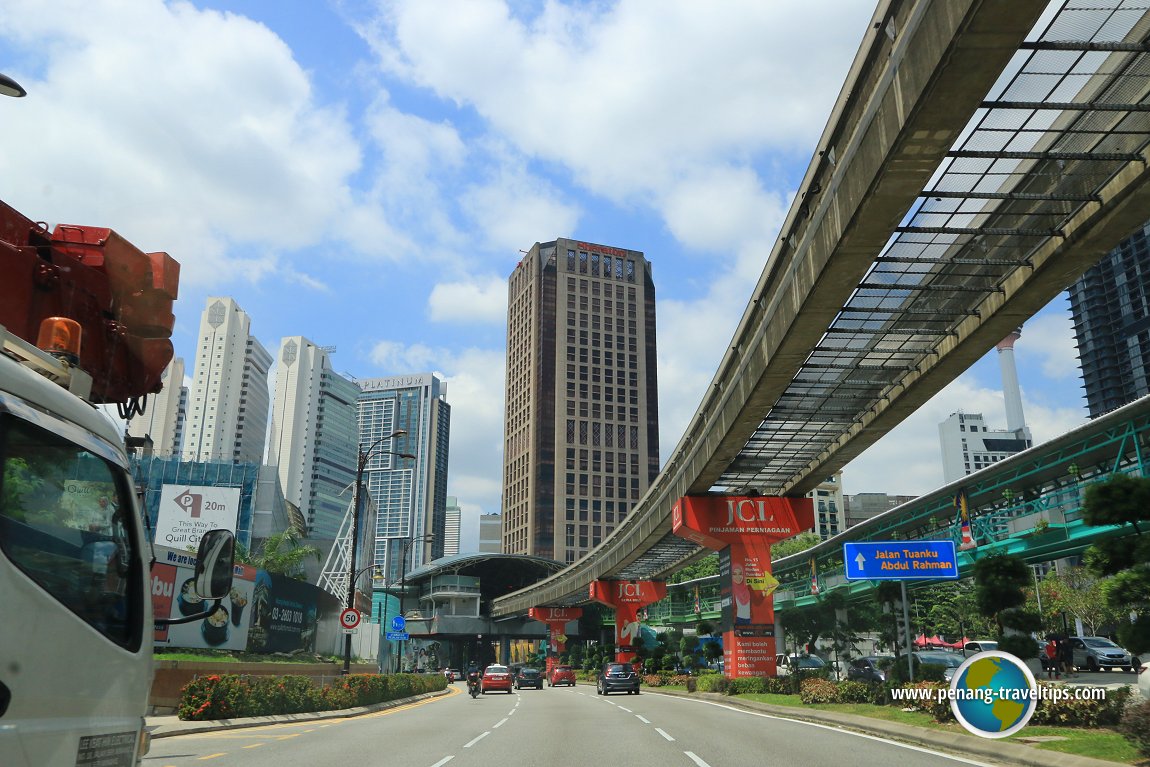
[0,0,1091,551]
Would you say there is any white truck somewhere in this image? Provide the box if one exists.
[0,197,233,766]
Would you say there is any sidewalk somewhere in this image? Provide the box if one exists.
[148,684,1134,767]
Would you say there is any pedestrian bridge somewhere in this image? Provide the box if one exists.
[494,0,1150,616]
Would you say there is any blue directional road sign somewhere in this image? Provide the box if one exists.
[843,540,959,581]
[386,631,409,641]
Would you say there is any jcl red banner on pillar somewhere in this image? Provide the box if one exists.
[672,495,814,549]
[528,606,583,670]
[589,580,667,663]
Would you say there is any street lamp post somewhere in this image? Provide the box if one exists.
[395,534,434,673]
[0,73,26,98]
[343,429,411,676]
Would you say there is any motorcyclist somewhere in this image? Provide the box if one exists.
[466,661,482,695]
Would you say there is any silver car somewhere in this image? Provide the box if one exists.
[1068,636,1137,672]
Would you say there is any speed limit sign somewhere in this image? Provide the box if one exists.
[340,608,361,630]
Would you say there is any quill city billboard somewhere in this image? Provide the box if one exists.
[155,485,240,549]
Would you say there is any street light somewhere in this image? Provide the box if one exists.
[395,533,435,672]
[0,73,26,98]
[343,428,414,676]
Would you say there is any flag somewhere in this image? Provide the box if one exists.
[955,489,976,550]
[809,556,820,595]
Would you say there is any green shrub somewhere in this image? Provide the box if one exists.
[894,682,953,722]
[1031,683,1130,727]
[836,680,871,704]
[1119,699,1150,759]
[695,674,729,694]
[764,677,793,695]
[727,677,768,695]
[178,672,445,721]
[799,677,840,704]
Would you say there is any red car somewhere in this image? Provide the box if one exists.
[481,664,513,694]
[548,665,576,687]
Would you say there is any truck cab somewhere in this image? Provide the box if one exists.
[0,327,153,766]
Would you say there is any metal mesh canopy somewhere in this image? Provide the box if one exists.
[718,0,1150,492]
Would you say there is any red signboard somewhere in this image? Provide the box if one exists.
[589,580,667,661]
[672,495,813,550]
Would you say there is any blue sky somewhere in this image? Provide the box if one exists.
[0,1,1090,547]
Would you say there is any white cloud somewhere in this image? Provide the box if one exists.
[840,372,1089,497]
[458,150,582,253]
[428,277,507,324]
[0,0,370,287]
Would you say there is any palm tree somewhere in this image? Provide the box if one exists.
[236,527,320,578]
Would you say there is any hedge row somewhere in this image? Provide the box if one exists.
[178,673,447,721]
[681,674,1134,729]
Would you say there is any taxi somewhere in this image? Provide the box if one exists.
[481,664,513,694]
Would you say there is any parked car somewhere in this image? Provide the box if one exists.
[961,640,998,656]
[515,667,544,690]
[1138,661,1149,699]
[846,655,893,683]
[597,662,640,695]
[548,665,576,687]
[775,654,827,677]
[1068,636,1139,672]
[481,664,513,694]
[914,650,964,682]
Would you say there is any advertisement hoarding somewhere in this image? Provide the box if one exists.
[155,485,241,550]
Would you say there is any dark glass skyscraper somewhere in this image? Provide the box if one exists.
[503,238,659,564]
[1069,222,1150,418]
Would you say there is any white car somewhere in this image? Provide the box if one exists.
[1139,661,1149,699]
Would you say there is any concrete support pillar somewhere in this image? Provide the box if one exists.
[589,580,667,664]
[528,607,583,674]
[672,495,813,678]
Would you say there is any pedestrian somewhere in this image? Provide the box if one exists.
[1058,637,1075,677]
[1043,638,1059,679]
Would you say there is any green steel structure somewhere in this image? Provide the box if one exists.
[648,393,1150,627]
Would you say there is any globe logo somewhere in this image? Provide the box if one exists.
[950,651,1038,738]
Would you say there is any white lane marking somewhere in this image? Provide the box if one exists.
[430,758,454,767]
[685,752,710,767]
[464,732,490,748]
[508,709,516,716]
[493,718,509,729]
[655,728,675,741]
[649,694,996,766]
[636,715,651,724]
[618,706,633,712]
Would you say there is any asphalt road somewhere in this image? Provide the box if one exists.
[144,683,1001,767]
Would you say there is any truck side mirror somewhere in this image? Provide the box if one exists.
[193,529,234,600]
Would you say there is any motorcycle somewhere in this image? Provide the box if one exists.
[467,675,481,698]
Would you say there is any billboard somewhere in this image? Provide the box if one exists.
[155,485,241,549]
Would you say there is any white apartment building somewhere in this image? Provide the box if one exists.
[182,297,272,464]
[128,356,186,456]
[267,337,359,540]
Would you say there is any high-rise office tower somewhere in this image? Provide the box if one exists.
[268,337,360,540]
[357,373,450,587]
[443,495,461,556]
[128,356,186,456]
[1069,221,1150,417]
[502,238,659,564]
[183,298,272,464]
